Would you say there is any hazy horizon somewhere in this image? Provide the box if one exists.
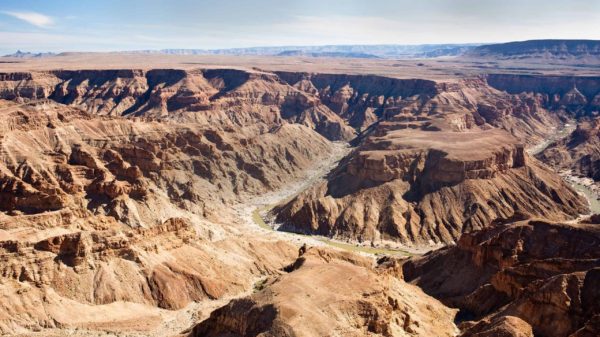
[1,0,599,55]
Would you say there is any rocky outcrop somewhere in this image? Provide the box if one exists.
[0,216,298,333]
[0,69,356,141]
[460,316,534,337]
[0,100,335,227]
[274,127,587,245]
[402,219,600,337]
[190,247,458,337]
[269,75,589,245]
[1,67,599,336]
[0,98,335,333]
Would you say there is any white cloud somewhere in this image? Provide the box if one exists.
[2,11,54,28]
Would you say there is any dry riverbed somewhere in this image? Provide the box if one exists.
[236,142,430,257]
[530,122,600,216]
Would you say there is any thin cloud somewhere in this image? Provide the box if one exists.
[2,11,54,28]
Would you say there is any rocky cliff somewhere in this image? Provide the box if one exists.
[403,218,600,337]
[486,74,600,117]
[0,99,335,223]
[0,98,335,333]
[271,75,590,245]
[276,72,439,131]
[0,69,356,141]
[1,67,598,336]
[274,125,587,244]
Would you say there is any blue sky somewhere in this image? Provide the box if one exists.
[1,0,599,54]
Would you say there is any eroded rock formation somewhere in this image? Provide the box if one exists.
[0,97,336,334]
[0,69,356,141]
[403,218,600,337]
[0,66,599,336]
[274,124,587,245]
[190,247,458,337]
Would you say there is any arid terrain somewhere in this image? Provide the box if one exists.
[0,39,599,337]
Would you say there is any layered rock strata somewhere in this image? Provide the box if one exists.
[274,127,587,244]
[403,218,600,337]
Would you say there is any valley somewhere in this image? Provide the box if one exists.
[0,43,599,337]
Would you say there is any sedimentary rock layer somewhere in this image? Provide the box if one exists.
[274,126,587,244]
[403,218,600,337]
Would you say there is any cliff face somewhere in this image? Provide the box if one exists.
[276,72,438,131]
[274,127,586,244]
[272,77,589,245]
[1,67,599,335]
[190,247,458,337]
[403,218,600,337]
[0,69,356,141]
[486,74,600,117]
[0,100,333,226]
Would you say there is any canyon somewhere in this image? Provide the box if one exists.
[0,48,598,337]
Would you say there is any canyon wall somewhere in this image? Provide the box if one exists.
[487,74,600,116]
[1,68,598,335]
[0,69,356,141]
[403,218,600,337]
[272,76,591,245]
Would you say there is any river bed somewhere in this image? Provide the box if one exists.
[529,122,600,215]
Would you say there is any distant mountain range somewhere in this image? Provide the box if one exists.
[3,50,56,58]
[120,44,480,59]
[4,40,600,60]
[275,50,380,58]
[466,39,600,59]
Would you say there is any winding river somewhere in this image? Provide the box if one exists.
[528,123,600,214]
[245,121,598,259]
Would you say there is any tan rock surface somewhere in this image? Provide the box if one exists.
[403,218,600,337]
[189,247,458,337]
[0,65,599,337]
[274,123,587,245]
[0,96,338,334]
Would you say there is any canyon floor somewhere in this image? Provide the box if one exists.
[0,53,599,337]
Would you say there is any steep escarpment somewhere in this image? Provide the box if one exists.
[276,72,438,131]
[279,73,570,146]
[467,39,600,60]
[0,69,356,141]
[486,74,600,117]
[189,247,458,337]
[1,66,599,336]
[0,99,334,225]
[274,119,587,245]
[270,75,594,245]
[403,218,600,337]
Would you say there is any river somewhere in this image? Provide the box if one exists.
[244,122,598,258]
[528,122,600,215]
